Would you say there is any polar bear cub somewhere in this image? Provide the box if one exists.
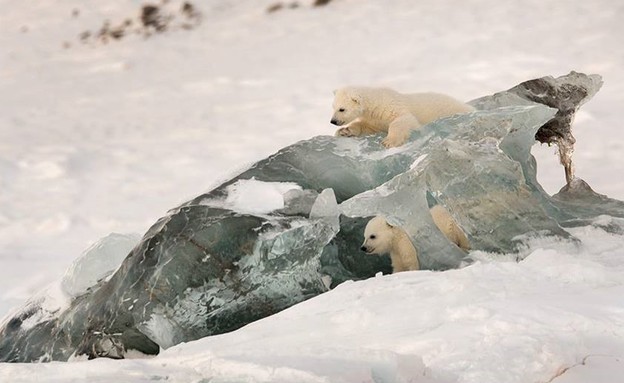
[331,86,474,148]
[361,205,470,273]
[361,216,420,272]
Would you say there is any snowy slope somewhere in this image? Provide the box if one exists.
[2,224,624,382]
[1,0,624,381]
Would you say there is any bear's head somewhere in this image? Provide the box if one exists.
[361,216,394,255]
[330,87,364,126]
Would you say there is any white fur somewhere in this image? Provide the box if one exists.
[429,205,470,251]
[331,86,475,147]
[361,216,419,272]
[361,207,470,273]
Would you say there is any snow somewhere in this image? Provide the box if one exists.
[202,179,302,214]
[2,223,624,382]
[2,0,624,381]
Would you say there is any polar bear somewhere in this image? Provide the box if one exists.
[331,86,474,148]
[361,205,470,273]
[361,216,420,272]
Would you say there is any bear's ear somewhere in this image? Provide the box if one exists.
[351,94,362,105]
[378,216,393,228]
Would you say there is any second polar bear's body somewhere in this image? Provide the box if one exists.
[429,205,471,252]
[361,205,470,273]
[331,87,474,147]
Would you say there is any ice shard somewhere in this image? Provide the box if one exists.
[61,233,141,298]
[2,72,622,363]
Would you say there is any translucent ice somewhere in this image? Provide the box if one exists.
[61,233,141,298]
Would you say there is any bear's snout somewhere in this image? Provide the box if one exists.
[330,119,341,126]
[360,246,367,252]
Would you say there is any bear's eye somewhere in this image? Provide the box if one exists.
[338,108,345,112]
[369,234,376,240]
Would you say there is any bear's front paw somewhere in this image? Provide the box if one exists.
[381,136,405,148]
[335,127,355,137]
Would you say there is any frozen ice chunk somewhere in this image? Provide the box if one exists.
[0,206,338,361]
[0,233,140,356]
[0,283,69,336]
[134,209,337,349]
[61,233,141,297]
[551,179,624,227]
[280,189,319,216]
[310,188,340,231]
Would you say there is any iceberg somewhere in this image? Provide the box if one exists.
[2,72,622,362]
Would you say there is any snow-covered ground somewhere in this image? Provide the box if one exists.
[1,0,624,381]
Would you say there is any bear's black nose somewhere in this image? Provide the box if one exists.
[360,246,367,252]
[330,119,340,126]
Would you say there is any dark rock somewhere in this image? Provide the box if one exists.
[79,30,91,42]
[141,4,167,32]
[313,0,333,7]
[267,3,284,13]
